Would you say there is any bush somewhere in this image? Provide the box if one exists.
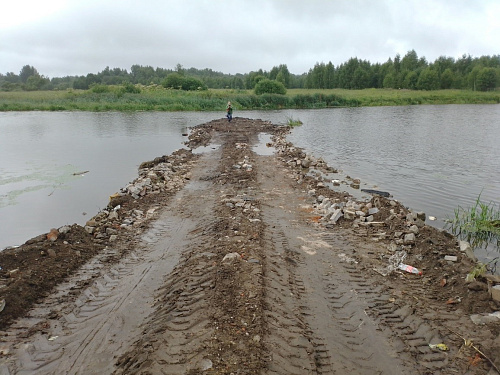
[90,84,110,93]
[162,74,207,91]
[122,82,141,94]
[254,79,287,95]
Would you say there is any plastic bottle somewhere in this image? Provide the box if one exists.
[398,264,422,275]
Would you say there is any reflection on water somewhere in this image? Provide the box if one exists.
[1,106,500,263]
[253,133,274,156]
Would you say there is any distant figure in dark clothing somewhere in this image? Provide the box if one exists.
[226,101,233,122]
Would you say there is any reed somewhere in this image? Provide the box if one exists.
[286,116,303,126]
[1,88,499,112]
[446,195,500,250]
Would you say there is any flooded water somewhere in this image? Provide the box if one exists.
[1,106,499,262]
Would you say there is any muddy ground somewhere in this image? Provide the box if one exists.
[0,117,499,374]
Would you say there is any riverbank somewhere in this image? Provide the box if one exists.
[0,118,499,374]
[1,87,499,112]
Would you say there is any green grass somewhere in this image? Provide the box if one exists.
[286,116,303,126]
[446,195,500,250]
[1,87,499,112]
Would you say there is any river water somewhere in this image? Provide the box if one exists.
[1,106,499,262]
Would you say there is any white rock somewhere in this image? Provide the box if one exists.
[59,226,71,234]
[343,209,356,220]
[222,253,241,263]
[329,209,343,224]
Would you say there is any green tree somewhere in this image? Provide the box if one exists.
[19,65,39,83]
[352,67,369,89]
[401,50,419,72]
[403,71,419,89]
[324,62,336,88]
[162,73,184,89]
[254,79,287,95]
[181,76,207,91]
[383,72,396,88]
[476,67,497,91]
[440,68,454,89]
[245,71,266,89]
[25,75,50,90]
[417,68,439,90]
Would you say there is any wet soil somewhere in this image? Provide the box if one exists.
[0,117,499,374]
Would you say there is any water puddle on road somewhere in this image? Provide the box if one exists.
[190,144,221,154]
[253,133,274,156]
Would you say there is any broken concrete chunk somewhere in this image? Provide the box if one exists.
[404,233,416,244]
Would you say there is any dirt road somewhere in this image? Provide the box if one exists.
[0,118,499,374]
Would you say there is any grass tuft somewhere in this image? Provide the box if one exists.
[286,117,303,126]
[446,194,500,250]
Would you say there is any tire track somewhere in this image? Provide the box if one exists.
[2,151,220,375]
[319,233,455,374]
[113,147,224,374]
[256,154,419,375]
[4,211,196,375]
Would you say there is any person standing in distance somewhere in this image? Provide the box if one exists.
[226,101,233,122]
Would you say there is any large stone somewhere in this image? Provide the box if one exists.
[106,227,118,235]
[492,285,500,302]
[409,225,419,234]
[416,211,426,221]
[459,241,477,261]
[222,252,241,263]
[329,209,343,224]
[343,209,356,220]
[86,219,98,227]
[404,233,416,244]
[59,226,71,234]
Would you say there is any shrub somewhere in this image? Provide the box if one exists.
[122,82,141,94]
[254,79,287,95]
[162,74,207,91]
[90,83,110,93]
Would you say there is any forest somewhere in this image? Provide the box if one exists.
[1,50,499,92]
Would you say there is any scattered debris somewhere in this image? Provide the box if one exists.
[428,343,449,351]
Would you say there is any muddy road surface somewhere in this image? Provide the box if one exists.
[0,118,499,374]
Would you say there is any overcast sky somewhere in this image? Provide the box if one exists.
[1,0,499,78]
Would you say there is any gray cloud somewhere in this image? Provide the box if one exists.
[1,0,498,78]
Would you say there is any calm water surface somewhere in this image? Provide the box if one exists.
[1,106,499,262]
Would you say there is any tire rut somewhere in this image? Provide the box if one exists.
[1,152,219,375]
[256,154,419,374]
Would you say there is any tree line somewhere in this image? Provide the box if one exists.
[1,50,498,92]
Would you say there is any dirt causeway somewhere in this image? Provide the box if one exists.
[0,118,499,374]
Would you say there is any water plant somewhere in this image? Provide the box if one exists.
[446,194,500,250]
[286,117,303,127]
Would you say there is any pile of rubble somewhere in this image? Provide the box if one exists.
[84,149,197,244]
